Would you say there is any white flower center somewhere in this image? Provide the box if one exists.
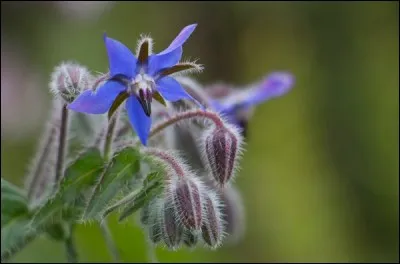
[128,73,155,96]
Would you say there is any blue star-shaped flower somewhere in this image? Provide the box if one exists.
[209,72,295,132]
[68,24,202,145]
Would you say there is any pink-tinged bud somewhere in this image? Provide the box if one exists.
[143,148,206,230]
[220,185,246,244]
[170,177,204,230]
[202,123,243,187]
[201,191,225,249]
[161,200,183,250]
[49,62,92,103]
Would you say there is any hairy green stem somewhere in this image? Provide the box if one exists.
[103,113,118,161]
[55,104,69,184]
[100,112,121,262]
[146,242,159,263]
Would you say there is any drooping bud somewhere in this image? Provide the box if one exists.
[161,199,183,250]
[183,230,199,248]
[143,148,206,230]
[147,202,163,244]
[201,191,225,249]
[202,123,243,187]
[170,177,204,230]
[49,62,92,103]
[140,202,151,226]
[220,185,246,244]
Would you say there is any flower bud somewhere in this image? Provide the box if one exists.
[143,148,206,230]
[202,123,243,187]
[49,62,92,103]
[161,199,183,250]
[183,230,199,248]
[201,191,225,249]
[140,202,151,226]
[148,217,163,244]
[170,177,204,230]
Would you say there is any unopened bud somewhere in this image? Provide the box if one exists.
[183,230,199,248]
[202,123,243,187]
[171,177,204,230]
[149,217,163,244]
[201,192,225,249]
[144,148,206,231]
[140,202,151,226]
[49,62,92,103]
[161,199,183,250]
[220,185,245,244]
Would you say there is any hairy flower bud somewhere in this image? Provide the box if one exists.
[202,123,243,187]
[170,177,204,230]
[148,209,163,244]
[161,199,183,250]
[183,230,199,248]
[201,191,225,249]
[140,202,151,226]
[143,148,206,230]
[220,185,246,244]
[49,62,92,103]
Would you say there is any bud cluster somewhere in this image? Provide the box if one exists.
[139,148,226,250]
[163,79,248,245]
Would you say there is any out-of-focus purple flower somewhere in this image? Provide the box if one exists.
[208,72,294,129]
[68,24,203,145]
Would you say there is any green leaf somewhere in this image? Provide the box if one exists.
[118,172,164,222]
[83,147,141,220]
[1,216,42,262]
[31,148,104,227]
[1,178,29,228]
[60,147,104,204]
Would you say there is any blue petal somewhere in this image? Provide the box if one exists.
[156,77,204,108]
[125,96,152,146]
[103,33,137,78]
[158,24,197,56]
[67,81,126,114]
[147,47,182,76]
[242,72,294,108]
[147,24,197,75]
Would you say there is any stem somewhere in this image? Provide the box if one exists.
[103,113,118,161]
[55,104,69,184]
[146,242,158,263]
[65,234,78,263]
[148,109,224,141]
[100,221,121,262]
[100,111,121,262]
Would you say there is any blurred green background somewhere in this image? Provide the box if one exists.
[1,1,398,262]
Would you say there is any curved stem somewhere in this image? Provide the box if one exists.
[149,109,223,139]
